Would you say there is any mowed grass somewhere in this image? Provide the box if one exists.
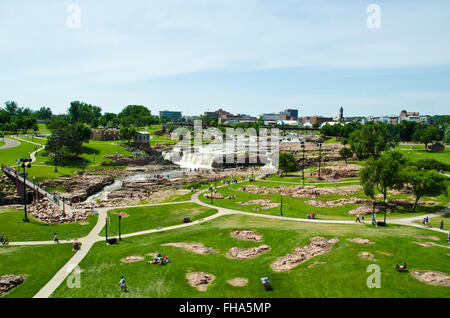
[199,181,450,220]
[0,208,98,241]
[51,214,450,298]
[99,203,217,237]
[0,138,38,165]
[0,244,75,298]
[396,144,450,165]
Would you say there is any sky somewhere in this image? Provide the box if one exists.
[1,0,450,117]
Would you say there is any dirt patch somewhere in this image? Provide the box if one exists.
[226,245,270,260]
[241,184,362,199]
[306,198,372,209]
[120,255,144,263]
[348,205,375,216]
[162,242,218,254]
[411,270,450,287]
[415,235,440,241]
[308,261,326,268]
[186,272,215,291]
[111,211,129,218]
[230,230,263,242]
[377,251,394,256]
[236,199,280,209]
[0,275,25,297]
[358,252,377,261]
[348,238,375,245]
[227,277,249,287]
[271,237,339,272]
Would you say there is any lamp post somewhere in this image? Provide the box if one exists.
[53,135,60,173]
[280,193,283,216]
[119,215,122,241]
[317,141,323,178]
[301,141,305,185]
[105,217,108,243]
[210,188,213,205]
[20,158,32,223]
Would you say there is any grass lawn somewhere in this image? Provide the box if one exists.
[51,214,450,298]
[0,208,98,241]
[200,181,450,221]
[0,140,5,147]
[0,138,38,165]
[0,244,74,298]
[100,203,217,236]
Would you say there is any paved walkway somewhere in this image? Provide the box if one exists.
[0,138,20,150]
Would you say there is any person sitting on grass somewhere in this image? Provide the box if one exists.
[396,262,407,272]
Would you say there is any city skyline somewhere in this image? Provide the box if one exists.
[1,1,450,117]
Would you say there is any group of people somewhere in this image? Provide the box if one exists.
[0,232,8,245]
[148,253,170,265]
[355,214,365,223]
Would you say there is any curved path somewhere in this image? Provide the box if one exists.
[1,175,443,298]
[0,138,20,150]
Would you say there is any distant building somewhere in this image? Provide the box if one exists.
[92,129,120,141]
[302,116,333,125]
[159,111,182,123]
[281,109,299,120]
[339,107,343,121]
[204,108,230,118]
[262,113,282,121]
[134,131,151,150]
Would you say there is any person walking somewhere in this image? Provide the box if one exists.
[119,276,127,292]
[53,232,59,243]
[361,215,365,224]
[355,214,361,223]
[0,232,4,244]
[426,216,429,225]
[440,220,444,230]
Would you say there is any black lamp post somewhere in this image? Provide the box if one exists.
[317,141,323,178]
[301,141,305,185]
[280,194,283,216]
[105,217,108,243]
[53,136,60,173]
[119,215,122,241]
[210,188,213,205]
[20,158,32,222]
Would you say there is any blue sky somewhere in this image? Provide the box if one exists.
[1,0,449,117]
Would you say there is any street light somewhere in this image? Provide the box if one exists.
[317,141,323,178]
[119,215,122,241]
[53,135,60,173]
[301,141,305,185]
[280,193,283,216]
[19,158,32,222]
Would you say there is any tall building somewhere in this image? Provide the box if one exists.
[159,111,182,123]
[339,107,343,121]
[281,109,299,120]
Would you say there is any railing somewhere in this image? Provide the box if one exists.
[1,165,63,209]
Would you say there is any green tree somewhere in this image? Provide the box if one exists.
[339,147,353,165]
[360,151,406,204]
[403,167,448,212]
[279,153,298,175]
[349,123,399,159]
[442,126,450,144]
[412,126,441,150]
